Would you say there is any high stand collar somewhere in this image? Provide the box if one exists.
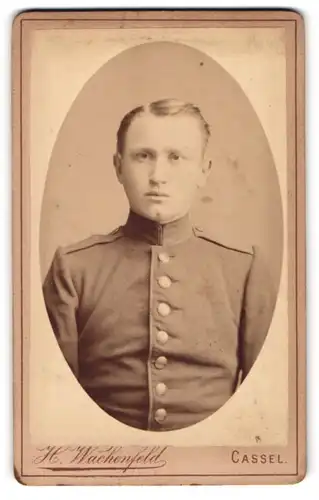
[123,210,193,246]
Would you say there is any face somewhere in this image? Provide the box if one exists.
[114,113,211,224]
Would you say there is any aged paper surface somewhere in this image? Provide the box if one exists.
[13,10,305,485]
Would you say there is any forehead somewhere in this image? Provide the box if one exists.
[125,113,205,150]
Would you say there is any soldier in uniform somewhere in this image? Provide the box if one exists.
[43,98,276,432]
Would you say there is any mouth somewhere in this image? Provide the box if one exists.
[145,191,170,199]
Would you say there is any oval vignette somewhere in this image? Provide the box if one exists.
[40,41,283,431]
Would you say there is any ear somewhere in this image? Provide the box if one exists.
[113,153,123,184]
[197,158,212,188]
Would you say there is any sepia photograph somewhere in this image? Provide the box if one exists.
[12,9,305,485]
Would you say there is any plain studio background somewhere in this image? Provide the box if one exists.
[39,41,283,293]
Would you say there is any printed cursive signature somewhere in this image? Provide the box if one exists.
[33,445,168,473]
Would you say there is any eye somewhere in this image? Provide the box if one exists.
[133,150,154,162]
[169,152,181,162]
[135,151,150,161]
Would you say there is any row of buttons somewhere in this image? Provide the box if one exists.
[153,252,171,425]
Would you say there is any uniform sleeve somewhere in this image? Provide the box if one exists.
[238,246,277,380]
[42,248,79,377]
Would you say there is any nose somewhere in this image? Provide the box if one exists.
[149,157,168,185]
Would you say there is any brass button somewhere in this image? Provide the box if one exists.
[158,252,170,263]
[156,330,169,345]
[155,382,167,396]
[155,356,168,369]
[154,408,167,423]
[157,302,171,316]
[157,276,172,289]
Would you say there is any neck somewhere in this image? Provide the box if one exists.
[123,210,193,246]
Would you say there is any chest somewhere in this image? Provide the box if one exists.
[76,242,247,361]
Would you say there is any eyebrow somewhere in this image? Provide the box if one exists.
[129,147,156,157]
[130,147,156,153]
[129,145,194,154]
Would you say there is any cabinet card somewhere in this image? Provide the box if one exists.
[12,9,306,486]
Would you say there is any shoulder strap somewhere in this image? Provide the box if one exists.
[63,226,124,255]
[193,226,254,256]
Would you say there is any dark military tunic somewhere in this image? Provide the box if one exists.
[43,210,276,431]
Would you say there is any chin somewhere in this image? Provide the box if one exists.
[146,209,181,224]
[146,210,167,223]
[132,201,185,224]
[153,213,169,223]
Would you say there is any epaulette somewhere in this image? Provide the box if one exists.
[193,226,254,256]
[62,226,124,255]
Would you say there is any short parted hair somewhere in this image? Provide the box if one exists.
[116,98,211,155]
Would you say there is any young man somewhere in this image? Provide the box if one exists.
[43,98,276,432]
